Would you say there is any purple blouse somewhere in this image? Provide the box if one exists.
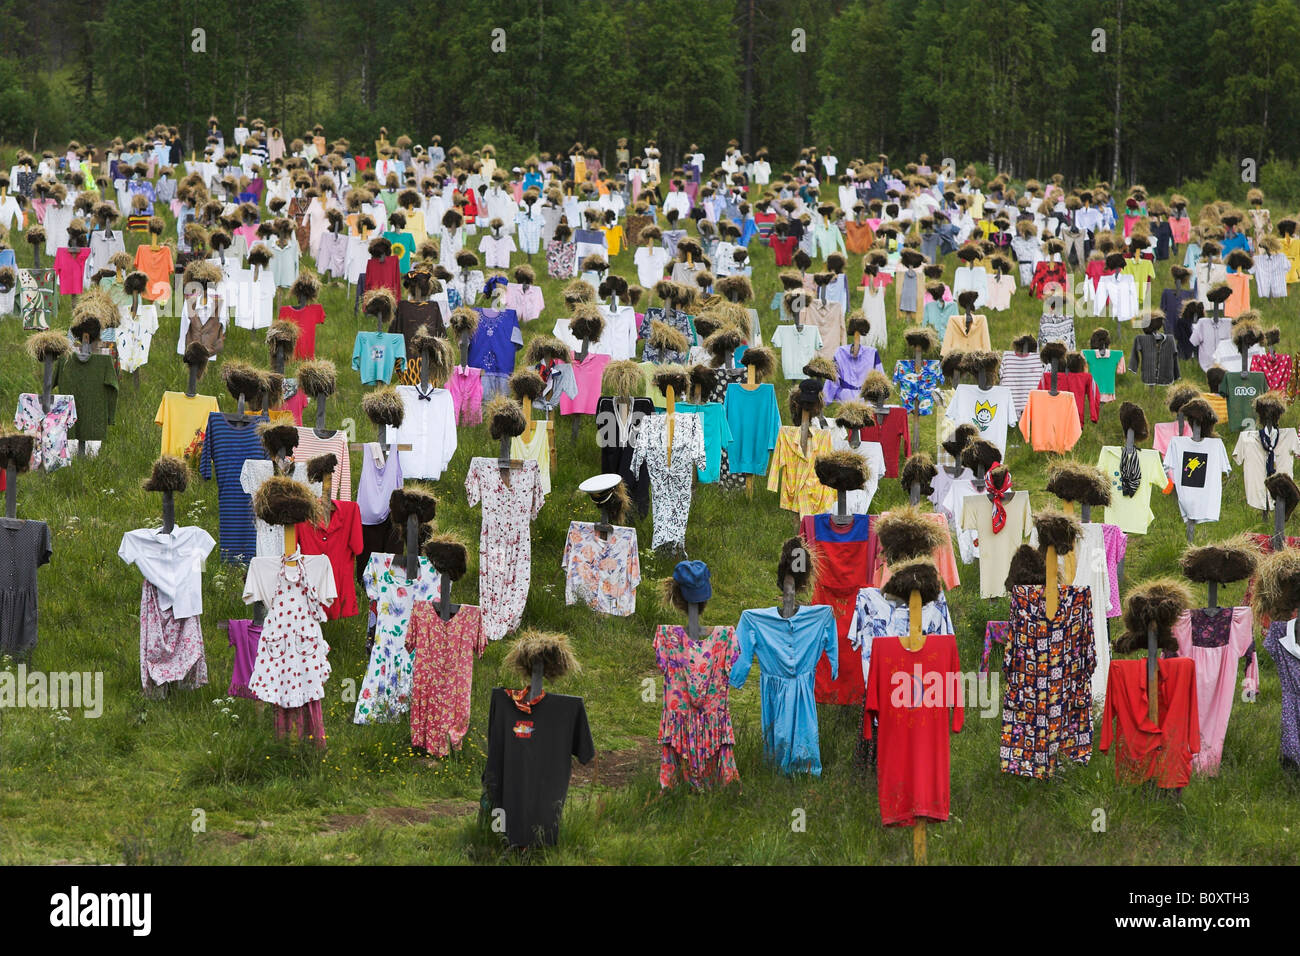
[824,344,883,402]
[1264,620,1300,765]
[468,308,522,375]
[357,442,404,524]
[227,619,262,700]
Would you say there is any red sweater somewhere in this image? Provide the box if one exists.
[280,303,325,359]
[1037,371,1099,424]
[364,256,401,304]
[1099,658,1199,789]
[857,406,911,478]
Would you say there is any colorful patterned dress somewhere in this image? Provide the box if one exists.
[655,624,740,789]
[465,458,546,641]
[1000,584,1097,779]
[405,602,485,755]
[355,554,440,723]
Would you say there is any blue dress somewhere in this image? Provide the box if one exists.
[731,605,838,776]
[722,382,781,476]
[199,412,268,564]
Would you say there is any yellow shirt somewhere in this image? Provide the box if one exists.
[405,208,428,244]
[603,224,626,257]
[941,313,991,356]
[1280,236,1300,283]
[155,391,219,457]
[767,426,834,517]
[1200,392,1228,424]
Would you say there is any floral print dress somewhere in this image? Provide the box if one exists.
[655,624,740,789]
[630,412,706,551]
[1000,584,1096,779]
[139,582,208,698]
[355,553,440,723]
[14,393,78,472]
[466,457,546,642]
[405,602,486,755]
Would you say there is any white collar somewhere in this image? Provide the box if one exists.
[1284,619,1300,660]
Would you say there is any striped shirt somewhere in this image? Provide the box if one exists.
[1000,351,1047,419]
[295,428,352,501]
[200,413,268,564]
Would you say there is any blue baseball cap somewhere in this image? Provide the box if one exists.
[673,560,712,603]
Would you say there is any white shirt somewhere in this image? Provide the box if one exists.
[479,233,516,269]
[770,323,824,380]
[634,245,671,287]
[118,526,216,620]
[240,461,321,558]
[945,384,1016,453]
[602,304,639,361]
[1164,435,1231,522]
[395,385,457,479]
[0,194,23,231]
[663,192,691,220]
[242,553,337,615]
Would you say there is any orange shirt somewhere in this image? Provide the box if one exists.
[133,244,174,303]
[869,511,960,590]
[1224,272,1250,319]
[1018,389,1083,453]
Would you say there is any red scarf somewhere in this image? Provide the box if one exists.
[506,688,546,714]
[986,466,1011,534]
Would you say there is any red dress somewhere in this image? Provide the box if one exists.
[1099,657,1200,789]
[800,514,873,705]
[295,500,364,619]
[865,634,964,826]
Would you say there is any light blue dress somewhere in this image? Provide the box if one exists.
[731,605,837,776]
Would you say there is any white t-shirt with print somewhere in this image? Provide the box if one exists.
[945,384,1015,455]
[1163,435,1231,522]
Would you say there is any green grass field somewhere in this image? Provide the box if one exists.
[2,174,1299,865]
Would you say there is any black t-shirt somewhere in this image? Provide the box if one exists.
[482,688,595,848]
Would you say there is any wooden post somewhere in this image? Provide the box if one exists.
[1062,501,1077,582]
[284,524,297,564]
[1045,545,1059,619]
[665,385,675,469]
[1146,621,1159,724]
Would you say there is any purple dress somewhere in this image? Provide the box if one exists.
[227,619,262,700]
[1264,620,1300,765]
[824,344,883,402]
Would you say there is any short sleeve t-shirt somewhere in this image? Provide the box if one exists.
[1081,349,1123,395]
[634,246,671,287]
[1163,436,1231,522]
[155,391,220,457]
[351,331,407,385]
[960,491,1031,598]
[1217,371,1269,431]
[280,304,326,359]
[770,323,824,380]
[946,384,1016,453]
[1096,446,1169,535]
[482,688,595,847]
